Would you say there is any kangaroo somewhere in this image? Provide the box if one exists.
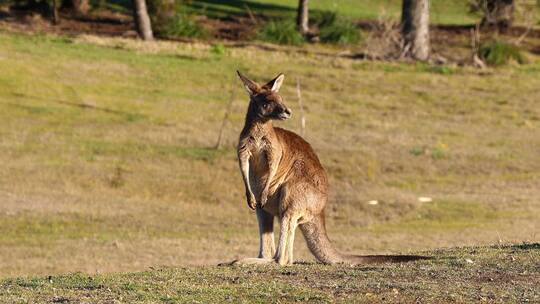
[233,71,428,266]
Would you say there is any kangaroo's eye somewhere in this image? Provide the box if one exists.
[263,103,270,109]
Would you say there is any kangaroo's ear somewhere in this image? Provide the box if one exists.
[237,71,260,96]
[264,73,285,93]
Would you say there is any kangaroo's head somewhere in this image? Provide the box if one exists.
[237,71,292,121]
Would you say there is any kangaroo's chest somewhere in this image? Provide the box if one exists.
[248,137,270,176]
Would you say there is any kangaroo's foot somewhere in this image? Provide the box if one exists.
[221,257,274,266]
[274,255,293,266]
[273,251,293,266]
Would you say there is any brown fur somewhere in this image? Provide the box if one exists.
[232,71,429,266]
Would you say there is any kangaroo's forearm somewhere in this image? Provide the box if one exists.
[238,145,253,195]
[239,159,252,194]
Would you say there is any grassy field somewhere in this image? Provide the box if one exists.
[0,29,539,280]
[184,0,480,25]
[0,244,539,303]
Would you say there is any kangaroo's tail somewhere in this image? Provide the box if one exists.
[299,213,430,265]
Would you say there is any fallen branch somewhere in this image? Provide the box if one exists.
[244,4,258,25]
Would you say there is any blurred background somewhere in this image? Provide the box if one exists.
[0,0,539,277]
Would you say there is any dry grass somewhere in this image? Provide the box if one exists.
[0,30,539,277]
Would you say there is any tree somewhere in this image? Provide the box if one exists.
[297,0,309,34]
[51,0,60,24]
[401,0,430,61]
[132,0,154,40]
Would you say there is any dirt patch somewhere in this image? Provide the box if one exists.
[0,7,134,37]
[198,15,256,41]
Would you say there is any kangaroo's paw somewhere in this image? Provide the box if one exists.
[223,258,274,266]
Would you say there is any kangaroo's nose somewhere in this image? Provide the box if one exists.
[284,108,292,116]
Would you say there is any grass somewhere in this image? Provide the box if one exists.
[371,200,507,232]
[184,0,482,25]
[479,41,528,66]
[312,10,361,45]
[0,30,539,279]
[312,10,339,28]
[258,20,305,45]
[319,20,361,45]
[159,14,208,39]
[0,244,538,302]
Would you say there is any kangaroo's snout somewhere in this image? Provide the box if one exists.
[284,108,292,116]
[278,106,292,120]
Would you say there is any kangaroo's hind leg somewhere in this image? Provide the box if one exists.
[257,207,275,259]
[274,213,299,266]
[286,218,298,265]
[225,207,275,266]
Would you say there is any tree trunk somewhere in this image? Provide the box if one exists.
[297,0,309,34]
[401,0,430,61]
[482,0,513,29]
[52,0,60,24]
[72,0,90,16]
[132,0,154,41]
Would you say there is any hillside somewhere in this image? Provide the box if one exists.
[0,30,539,278]
[0,244,538,303]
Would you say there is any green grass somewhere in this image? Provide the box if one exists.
[319,19,361,45]
[0,30,539,278]
[479,41,528,66]
[0,245,538,303]
[185,0,481,25]
[370,200,507,232]
[159,14,208,39]
[258,20,305,45]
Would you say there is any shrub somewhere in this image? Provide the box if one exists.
[319,20,361,45]
[478,41,527,66]
[161,14,207,39]
[147,0,176,32]
[312,10,361,45]
[258,20,305,45]
[312,10,338,28]
[147,0,207,39]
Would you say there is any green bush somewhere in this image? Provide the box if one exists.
[479,41,527,66]
[147,0,177,28]
[312,10,338,28]
[319,20,361,45]
[312,10,361,45]
[162,14,207,39]
[258,20,305,45]
[147,1,206,39]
